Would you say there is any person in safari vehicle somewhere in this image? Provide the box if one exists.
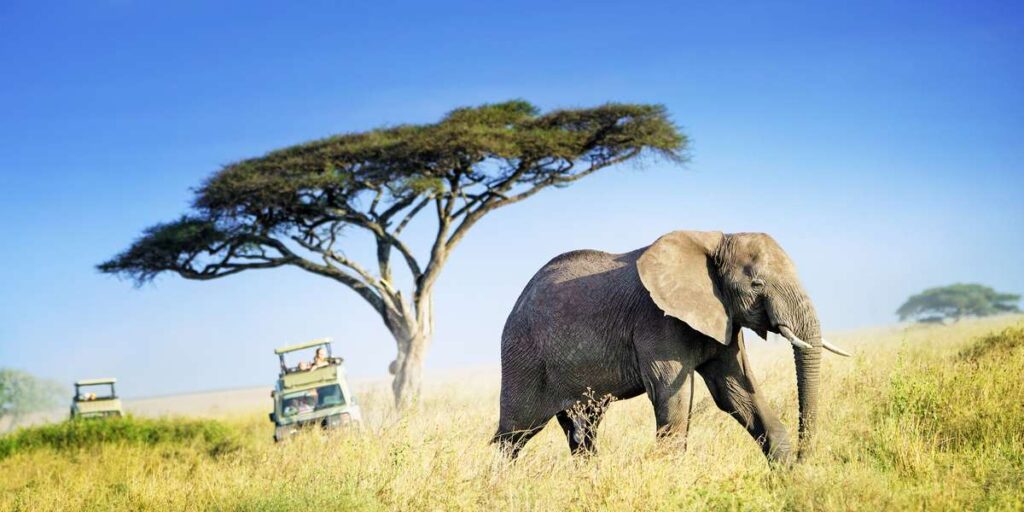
[311,347,330,370]
[282,347,340,373]
[283,390,317,416]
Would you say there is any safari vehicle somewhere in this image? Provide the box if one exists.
[70,378,124,419]
[269,338,361,442]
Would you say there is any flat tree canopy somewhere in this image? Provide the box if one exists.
[897,283,1021,323]
[99,100,686,406]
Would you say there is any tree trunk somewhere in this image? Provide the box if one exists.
[385,295,434,409]
[391,332,428,409]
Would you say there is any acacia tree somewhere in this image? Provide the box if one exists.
[897,283,1021,323]
[99,100,686,407]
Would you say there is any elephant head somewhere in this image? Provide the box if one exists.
[637,230,848,458]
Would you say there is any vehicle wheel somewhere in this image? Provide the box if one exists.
[325,413,355,430]
[324,414,343,430]
[274,425,292,443]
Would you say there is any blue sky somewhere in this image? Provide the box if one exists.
[1,0,1021,397]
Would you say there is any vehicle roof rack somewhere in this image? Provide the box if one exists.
[274,337,333,355]
[76,378,117,385]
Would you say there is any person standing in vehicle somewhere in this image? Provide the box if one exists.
[310,347,330,369]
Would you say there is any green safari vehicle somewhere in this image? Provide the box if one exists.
[269,338,362,442]
[70,378,124,419]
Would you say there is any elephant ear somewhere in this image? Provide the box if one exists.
[636,231,732,345]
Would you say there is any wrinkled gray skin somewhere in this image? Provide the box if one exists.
[493,231,825,464]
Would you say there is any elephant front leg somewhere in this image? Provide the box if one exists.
[697,340,794,465]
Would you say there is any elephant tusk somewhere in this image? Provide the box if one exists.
[778,325,853,356]
[778,325,813,350]
[821,339,852,357]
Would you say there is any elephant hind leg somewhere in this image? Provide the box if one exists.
[555,409,604,456]
[492,424,545,459]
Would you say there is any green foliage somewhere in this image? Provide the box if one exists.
[0,416,239,460]
[896,283,1020,322]
[98,100,685,285]
[196,101,683,218]
[0,369,61,431]
[96,217,231,282]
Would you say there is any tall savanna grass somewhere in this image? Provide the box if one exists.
[2,316,1022,511]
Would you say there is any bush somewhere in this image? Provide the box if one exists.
[958,325,1024,361]
[0,416,240,460]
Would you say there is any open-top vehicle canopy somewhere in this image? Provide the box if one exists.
[274,338,333,355]
[75,378,117,386]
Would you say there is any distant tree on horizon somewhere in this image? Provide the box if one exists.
[98,100,687,408]
[896,283,1021,323]
[0,369,62,432]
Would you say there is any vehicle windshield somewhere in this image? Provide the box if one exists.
[76,384,115,401]
[281,384,345,417]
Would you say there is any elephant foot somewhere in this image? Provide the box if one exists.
[492,426,544,459]
[762,433,795,467]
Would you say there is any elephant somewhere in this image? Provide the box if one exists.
[492,230,849,464]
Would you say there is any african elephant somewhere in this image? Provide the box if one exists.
[493,231,849,463]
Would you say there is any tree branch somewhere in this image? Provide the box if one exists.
[445,150,639,250]
[290,235,385,293]
[416,195,453,301]
[377,193,419,222]
[393,196,432,236]
[322,206,424,280]
[178,259,288,281]
[256,235,388,314]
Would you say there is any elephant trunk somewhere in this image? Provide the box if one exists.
[793,331,822,461]
[770,294,823,461]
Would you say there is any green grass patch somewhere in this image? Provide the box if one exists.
[867,323,1024,505]
[0,416,240,460]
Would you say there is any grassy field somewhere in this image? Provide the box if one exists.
[2,316,1023,511]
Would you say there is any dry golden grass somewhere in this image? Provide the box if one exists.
[3,315,1023,511]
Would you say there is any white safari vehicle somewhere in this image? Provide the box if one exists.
[269,338,362,442]
[70,378,124,419]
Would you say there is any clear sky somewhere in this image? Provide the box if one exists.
[1,1,1021,397]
